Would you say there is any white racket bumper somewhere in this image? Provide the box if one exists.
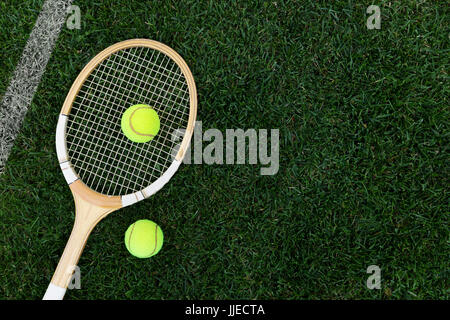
[56,114,79,185]
[55,114,69,163]
[121,191,145,207]
[142,160,181,198]
[43,283,66,300]
[121,160,181,207]
[60,161,78,185]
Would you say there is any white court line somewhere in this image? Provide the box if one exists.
[0,0,73,175]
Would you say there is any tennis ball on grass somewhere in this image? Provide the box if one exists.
[121,104,160,143]
[125,220,164,258]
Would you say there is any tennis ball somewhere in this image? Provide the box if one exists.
[125,220,164,258]
[121,104,160,143]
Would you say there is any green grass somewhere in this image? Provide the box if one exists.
[0,0,448,299]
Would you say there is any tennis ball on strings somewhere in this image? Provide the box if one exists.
[125,220,164,258]
[121,104,160,143]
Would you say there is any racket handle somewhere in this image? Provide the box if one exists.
[43,197,104,300]
[43,283,66,300]
[42,216,94,300]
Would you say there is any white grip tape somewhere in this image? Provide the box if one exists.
[43,283,66,300]
[142,160,181,199]
[55,114,68,163]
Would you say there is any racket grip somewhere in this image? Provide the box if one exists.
[43,283,66,300]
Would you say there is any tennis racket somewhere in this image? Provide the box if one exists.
[43,39,197,300]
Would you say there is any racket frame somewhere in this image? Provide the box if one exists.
[44,39,197,299]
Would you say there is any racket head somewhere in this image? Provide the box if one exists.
[55,39,197,208]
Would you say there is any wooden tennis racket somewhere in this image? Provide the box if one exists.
[43,39,197,299]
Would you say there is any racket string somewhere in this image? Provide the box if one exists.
[66,46,191,195]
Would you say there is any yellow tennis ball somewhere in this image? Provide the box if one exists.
[121,104,160,143]
[125,220,164,258]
